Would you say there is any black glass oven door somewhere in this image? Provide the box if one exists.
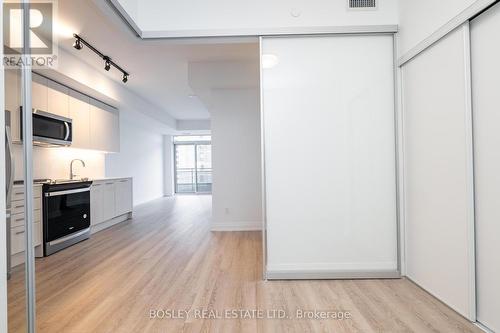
[45,189,90,242]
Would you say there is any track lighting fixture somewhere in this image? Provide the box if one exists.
[72,33,130,83]
[104,57,111,71]
[73,38,82,50]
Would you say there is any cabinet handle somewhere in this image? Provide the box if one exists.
[14,204,24,208]
[15,230,25,235]
[15,217,24,222]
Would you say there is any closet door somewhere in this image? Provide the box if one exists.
[401,25,476,320]
[261,35,397,279]
[471,3,500,331]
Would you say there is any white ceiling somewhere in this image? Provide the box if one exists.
[55,0,259,120]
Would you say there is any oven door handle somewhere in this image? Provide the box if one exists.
[45,187,90,197]
[48,228,90,246]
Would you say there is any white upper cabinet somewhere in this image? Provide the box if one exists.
[5,68,20,114]
[6,73,120,152]
[5,68,22,142]
[32,73,48,111]
[69,90,91,148]
[89,98,120,153]
[47,79,69,118]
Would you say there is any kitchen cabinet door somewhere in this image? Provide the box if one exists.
[115,179,133,216]
[90,183,105,225]
[11,222,42,255]
[69,90,91,148]
[102,182,116,221]
[32,73,48,111]
[89,99,120,152]
[5,68,22,142]
[47,79,69,117]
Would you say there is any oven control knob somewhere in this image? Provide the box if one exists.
[83,214,87,219]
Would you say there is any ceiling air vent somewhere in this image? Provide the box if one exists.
[348,0,377,10]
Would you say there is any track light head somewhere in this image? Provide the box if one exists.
[104,57,111,71]
[73,38,83,50]
[122,74,128,83]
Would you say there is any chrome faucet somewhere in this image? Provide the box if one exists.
[70,159,86,180]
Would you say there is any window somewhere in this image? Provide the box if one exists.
[174,136,212,193]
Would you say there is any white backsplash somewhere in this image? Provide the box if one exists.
[12,144,106,181]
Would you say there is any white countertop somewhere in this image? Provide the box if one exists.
[13,177,132,187]
[91,177,132,182]
[13,183,43,188]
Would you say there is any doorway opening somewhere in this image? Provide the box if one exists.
[174,135,212,194]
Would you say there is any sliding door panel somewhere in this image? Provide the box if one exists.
[262,35,397,278]
[401,26,475,319]
[471,3,500,331]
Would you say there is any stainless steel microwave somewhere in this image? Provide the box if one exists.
[21,108,73,147]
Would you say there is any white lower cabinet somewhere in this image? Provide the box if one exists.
[115,179,133,216]
[103,182,116,221]
[11,223,42,255]
[10,185,44,267]
[90,183,105,225]
[91,178,133,231]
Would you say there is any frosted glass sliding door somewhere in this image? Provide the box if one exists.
[261,34,398,279]
[471,2,500,331]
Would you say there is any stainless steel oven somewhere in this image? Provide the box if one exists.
[42,181,92,256]
[21,107,73,146]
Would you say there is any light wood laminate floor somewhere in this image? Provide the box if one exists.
[8,195,481,332]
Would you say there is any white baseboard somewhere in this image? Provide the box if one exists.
[211,221,262,231]
[91,212,132,234]
[266,262,400,280]
[267,268,401,280]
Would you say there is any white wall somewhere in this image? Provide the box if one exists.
[127,0,398,35]
[12,145,105,181]
[106,109,166,206]
[398,0,483,55]
[163,135,174,197]
[176,119,211,132]
[210,88,262,231]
